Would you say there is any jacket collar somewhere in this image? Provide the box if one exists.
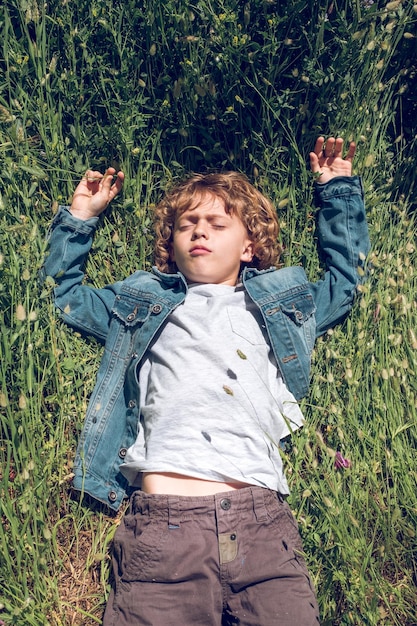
[151,266,189,289]
[241,266,276,281]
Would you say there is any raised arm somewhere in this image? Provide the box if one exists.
[40,169,126,342]
[308,137,370,335]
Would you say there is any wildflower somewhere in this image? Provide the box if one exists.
[334,451,351,470]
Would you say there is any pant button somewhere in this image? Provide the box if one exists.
[220,498,231,511]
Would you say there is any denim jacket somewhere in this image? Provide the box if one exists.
[41,176,369,511]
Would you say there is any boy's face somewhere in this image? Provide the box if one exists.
[170,194,254,285]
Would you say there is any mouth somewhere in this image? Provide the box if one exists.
[189,245,211,255]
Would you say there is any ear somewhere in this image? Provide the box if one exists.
[241,240,254,263]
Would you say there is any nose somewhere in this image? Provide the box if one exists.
[191,220,208,240]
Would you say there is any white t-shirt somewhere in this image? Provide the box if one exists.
[120,283,305,494]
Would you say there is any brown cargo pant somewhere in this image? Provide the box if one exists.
[102,486,320,626]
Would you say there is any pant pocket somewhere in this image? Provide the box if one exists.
[113,513,169,582]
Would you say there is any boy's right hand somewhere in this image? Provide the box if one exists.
[70,167,125,220]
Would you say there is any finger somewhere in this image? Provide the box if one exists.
[324,137,336,157]
[344,141,356,162]
[109,171,125,199]
[100,167,118,192]
[84,170,104,183]
[313,136,325,156]
[309,151,320,173]
[309,153,324,180]
[333,137,344,158]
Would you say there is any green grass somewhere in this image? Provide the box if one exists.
[1,0,416,624]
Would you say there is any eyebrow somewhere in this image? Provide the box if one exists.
[177,211,230,222]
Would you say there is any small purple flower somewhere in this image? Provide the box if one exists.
[334,451,351,470]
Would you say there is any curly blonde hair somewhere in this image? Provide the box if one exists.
[153,171,281,274]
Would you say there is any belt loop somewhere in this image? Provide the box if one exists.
[251,487,268,522]
[168,496,181,528]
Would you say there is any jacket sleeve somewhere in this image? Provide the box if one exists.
[40,206,123,342]
[309,176,370,336]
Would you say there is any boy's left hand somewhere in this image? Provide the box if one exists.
[310,136,356,184]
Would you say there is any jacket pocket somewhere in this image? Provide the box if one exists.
[112,294,154,327]
[278,292,316,326]
[278,292,316,353]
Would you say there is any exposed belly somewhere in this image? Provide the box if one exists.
[141,471,251,495]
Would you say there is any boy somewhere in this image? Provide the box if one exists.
[42,137,369,625]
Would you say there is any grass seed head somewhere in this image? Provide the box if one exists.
[16,304,26,321]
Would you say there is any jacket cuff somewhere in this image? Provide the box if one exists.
[314,175,363,200]
[51,205,100,234]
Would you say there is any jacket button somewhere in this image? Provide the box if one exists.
[108,491,118,503]
[220,498,231,511]
[151,304,162,314]
[295,310,303,321]
[119,447,127,459]
[128,399,136,408]
[126,312,135,322]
